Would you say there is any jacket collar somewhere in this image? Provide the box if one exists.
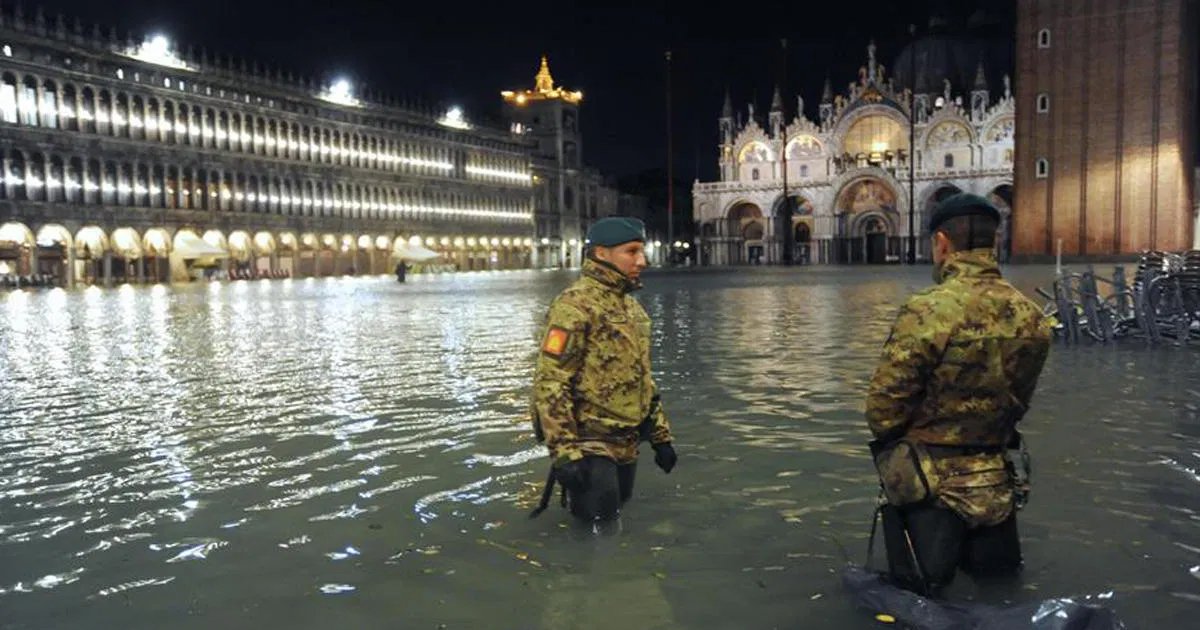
[939,248,1001,283]
[581,257,641,294]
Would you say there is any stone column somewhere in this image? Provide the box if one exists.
[137,256,146,284]
[35,79,48,128]
[66,246,76,288]
[102,251,112,287]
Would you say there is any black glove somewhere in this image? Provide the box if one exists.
[554,458,589,493]
[653,442,677,474]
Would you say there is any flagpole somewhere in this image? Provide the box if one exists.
[780,38,793,266]
[666,50,674,264]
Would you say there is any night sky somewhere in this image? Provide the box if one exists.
[38,0,1014,184]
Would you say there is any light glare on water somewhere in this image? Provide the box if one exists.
[1,267,1198,628]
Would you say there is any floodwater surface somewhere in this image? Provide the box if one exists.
[1,266,1198,629]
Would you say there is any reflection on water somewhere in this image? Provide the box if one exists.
[1,267,1197,628]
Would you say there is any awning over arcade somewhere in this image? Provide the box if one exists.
[174,231,228,259]
[392,241,439,262]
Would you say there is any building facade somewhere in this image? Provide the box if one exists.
[1014,0,1197,258]
[693,42,1016,265]
[0,5,542,287]
[503,57,644,268]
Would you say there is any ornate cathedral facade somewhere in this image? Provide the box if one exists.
[692,42,1016,265]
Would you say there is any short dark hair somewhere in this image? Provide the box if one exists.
[936,214,998,250]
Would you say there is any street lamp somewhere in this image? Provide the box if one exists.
[906,23,917,265]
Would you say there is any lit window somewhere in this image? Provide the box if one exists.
[934,96,945,109]
[178,81,185,91]
[1036,93,1050,113]
[163,77,171,88]
[944,154,954,168]
[1038,29,1050,48]
[2,45,10,57]
[1036,158,1049,178]
[0,83,16,123]
[116,68,124,79]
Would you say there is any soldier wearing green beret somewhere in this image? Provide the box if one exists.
[530,217,677,522]
[865,193,1053,594]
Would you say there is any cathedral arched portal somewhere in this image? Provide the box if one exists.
[725,202,765,265]
[833,178,901,264]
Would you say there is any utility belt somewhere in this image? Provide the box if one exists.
[871,434,1029,508]
[574,396,661,446]
[575,427,640,445]
[922,443,1005,458]
[529,396,661,519]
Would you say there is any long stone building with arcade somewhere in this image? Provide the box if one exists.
[0,5,627,287]
[693,40,1017,265]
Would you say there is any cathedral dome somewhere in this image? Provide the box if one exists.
[890,18,1012,97]
[891,32,977,95]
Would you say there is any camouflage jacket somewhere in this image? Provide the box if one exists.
[866,249,1052,526]
[533,257,672,465]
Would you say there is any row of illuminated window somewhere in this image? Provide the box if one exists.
[2,39,524,158]
[0,71,533,185]
[0,150,533,223]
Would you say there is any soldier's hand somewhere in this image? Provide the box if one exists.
[554,458,589,493]
[653,443,677,474]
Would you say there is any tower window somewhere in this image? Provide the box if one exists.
[1036,158,1049,178]
[944,154,954,169]
[799,164,808,178]
[752,168,760,181]
[1038,29,1051,48]
[1036,93,1050,113]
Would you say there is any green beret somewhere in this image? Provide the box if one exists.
[927,192,1001,234]
[586,217,646,247]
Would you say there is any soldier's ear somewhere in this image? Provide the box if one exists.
[934,231,953,254]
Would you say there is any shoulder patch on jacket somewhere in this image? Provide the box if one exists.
[542,326,571,357]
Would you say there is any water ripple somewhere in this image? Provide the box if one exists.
[0,269,1197,627]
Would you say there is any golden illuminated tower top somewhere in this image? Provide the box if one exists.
[535,56,555,92]
[502,56,583,105]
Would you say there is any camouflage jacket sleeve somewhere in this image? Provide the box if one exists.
[647,378,673,445]
[533,298,590,463]
[1009,318,1054,422]
[865,296,952,441]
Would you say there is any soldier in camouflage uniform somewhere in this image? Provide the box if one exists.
[866,193,1052,594]
[533,217,676,522]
